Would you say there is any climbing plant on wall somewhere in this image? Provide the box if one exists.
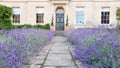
[0,5,12,29]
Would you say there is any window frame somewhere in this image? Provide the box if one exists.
[76,6,85,24]
[101,7,110,24]
[12,7,20,23]
[36,7,44,23]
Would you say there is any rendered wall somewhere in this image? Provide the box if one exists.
[0,0,120,29]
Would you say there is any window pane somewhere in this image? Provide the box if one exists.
[36,7,44,13]
[12,8,20,23]
[101,7,110,24]
[12,8,20,14]
[76,7,84,24]
[36,14,44,23]
[101,7,110,12]
[61,18,64,23]
[56,9,64,13]
[36,7,44,23]
[57,18,59,22]
[12,14,20,23]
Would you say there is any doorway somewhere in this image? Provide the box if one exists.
[56,8,64,31]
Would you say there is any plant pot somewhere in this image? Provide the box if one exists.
[50,26,55,31]
[65,26,69,31]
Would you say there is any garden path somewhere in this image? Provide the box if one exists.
[24,36,83,68]
[42,36,76,68]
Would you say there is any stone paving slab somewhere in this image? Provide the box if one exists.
[47,54,72,60]
[52,43,67,46]
[23,65,41,68]
[31,59,44,65]
[53,38,66,41]
[51,47,68,51]
[49,50,70,54]
[44,59,75,66]
[51,45,68,48]
[23,36,84,68]
[25,59,44,65]
[43,66,76,68]
[43,36,76,68]
[53,43,66,46]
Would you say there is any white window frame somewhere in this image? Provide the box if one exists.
[12,7,20,23]
[36,7,44,23]
[76,7,85,24]
[101,7,110,24]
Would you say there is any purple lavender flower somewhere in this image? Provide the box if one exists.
[66,28,120,68]
[0,28,54,68]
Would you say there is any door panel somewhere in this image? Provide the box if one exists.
[56,13,64,31]
[57,18,59,22]
[56,9,64,31]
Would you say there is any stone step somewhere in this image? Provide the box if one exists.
[54,31,64,36]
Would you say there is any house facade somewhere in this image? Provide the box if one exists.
[0,0,120,30]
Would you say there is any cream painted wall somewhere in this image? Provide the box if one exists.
[27,2,51,25]
[0,0,120,29]
[0,2,28,25]
[68,1,120,28]
[93,2,119,27]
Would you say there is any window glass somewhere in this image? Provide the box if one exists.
[36,7,44,13]
[13,8,20,14]
[76,7,84,24]
[36,7,44,23]
[101,7,110,24]
[12,7,20,23]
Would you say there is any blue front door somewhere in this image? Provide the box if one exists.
[56,9,64,31]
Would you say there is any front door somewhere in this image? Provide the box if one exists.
[56,9,64,31]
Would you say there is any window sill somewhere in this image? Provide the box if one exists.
[74,23,86,26]
[12,23,20,25]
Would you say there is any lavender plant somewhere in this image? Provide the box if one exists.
[0,28,54,68]
[66,28,120,68]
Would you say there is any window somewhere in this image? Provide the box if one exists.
[76,7,84,24]
[12,8,20,23]
[36,7,44,23]
[101,7,110,24]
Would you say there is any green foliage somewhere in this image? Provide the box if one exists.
[116,7,120,21]
[51,15,54,26]
[13,24,32,28]
[33,24,50,29]
[66,15,68,26]
[115,24,120,30]
[12,24,50,30]
[0,5,12,29]
[116,7,120,29]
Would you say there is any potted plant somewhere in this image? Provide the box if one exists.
[50,15,55,31]
[116,7,120,30]
[65,15,69,31]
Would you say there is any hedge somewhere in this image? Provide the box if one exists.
[0,5,12,29]
[12,24,50,30]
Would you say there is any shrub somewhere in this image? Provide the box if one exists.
[13,24,32,28]
[66,28,120,68]
[0,5,12,29]
[51,15,54,26]
[0,28,54,68]
[66,15,68,26]
[12,24,50,29]
[116,7,120,29]
[33,24,50,29]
